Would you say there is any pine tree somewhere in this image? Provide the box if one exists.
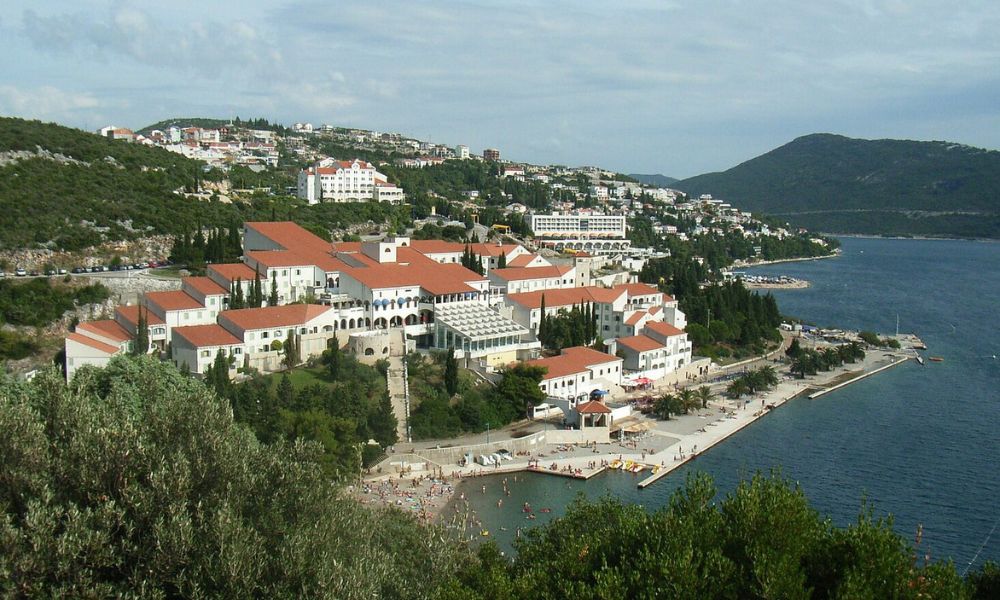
[277,372,294,407]
[269,271,279,306]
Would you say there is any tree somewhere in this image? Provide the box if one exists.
[538,294,548,341]
[695,385,713,409]
[494,363,546,419]
[250,267,263,308]
[269,271,279,306]
[325,336,342,380]
[653,393,682,420]
[131,305,148,356]
[277,371,294,406]
[230,278,245,310]
[444,347,459,396]
[497,252,507,269]
[283,330,299,370]
[677,388,699,414]
[786,338,803,359]
[726,378,750,400]
[0,358,459,597]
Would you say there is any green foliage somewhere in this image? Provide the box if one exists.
[0,329,39,360]
[441,472,972,599]
[675,133,1000,238]
[0,357,457,598]
[0,278,109,327]
[444,347,459,396]
[538,303,597,352]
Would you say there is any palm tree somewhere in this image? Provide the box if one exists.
[678,388,700,414]
[822,347,842,369]
[726,378,750,399]
[654,394,679,421]
[695,386,713,409]
[757,365,779,389]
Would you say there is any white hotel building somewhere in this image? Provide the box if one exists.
[529,212,631,255]
[298,158,404,204]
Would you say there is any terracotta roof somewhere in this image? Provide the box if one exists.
[614,282,669,300]
[115,305,165,327]
[507,253,539,267]
[340,262,482,296]
[469,243,519,257]
[617,334,664,353]
[67,332,121,355]
[220,304,332,331]
[644,321,686,338]
[246,250,314,268]
[183,276,228,296]
[408,240,465,255]
[208,263,258,283]
[624,311,646,326]
[576,400,612,414]
[526,346,621,380]
[173,324,243,347]
[491,265,573,282]
[76,319,131,343]
[144,291,204,312]
[506,286,625,310]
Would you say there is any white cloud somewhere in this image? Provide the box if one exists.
[0,85,103,122]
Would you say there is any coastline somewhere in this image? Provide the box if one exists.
[358,342,916,528]
[733,251,840,269]
[744,279,810,290]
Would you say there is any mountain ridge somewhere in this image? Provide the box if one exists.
[674,133,1000,238]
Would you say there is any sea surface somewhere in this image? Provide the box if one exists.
[454,237,1000,570]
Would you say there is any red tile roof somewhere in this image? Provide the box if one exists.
[576,400,612,414]
[526,346,621,381]
[617,334,664,353]
[246,250,314,268]
[469,243,519,257]
[506,286,625,310]
[173,324,243,347]
[491,265,573,282]
[220,304,332,331]
[341,262,483,296]
[408,240,465,255]
[644,321,686,338]
[67,332,121,355]
[144,291,204,312]
[624,312,646,326]
[208,262,258,283]
[76,319,131,343]
[115,305,165,327]
[507,253,539,267]
[183,276,228,296]
[614,282,670,301]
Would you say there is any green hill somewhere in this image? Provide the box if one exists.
[674,134,1000,238]
[136,117,230,135]
[629,173,677,187]
[0,117,403,251]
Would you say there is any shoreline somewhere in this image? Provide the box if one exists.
[357,343,916,525]
[733,251,840,269]
[744,279,810,290]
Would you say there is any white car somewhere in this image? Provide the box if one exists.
[14,268,27,276]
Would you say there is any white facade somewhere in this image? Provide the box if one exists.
[529,213,627,239]
[297,159,403,204]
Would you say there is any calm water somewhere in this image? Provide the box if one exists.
[457,237,1000,569]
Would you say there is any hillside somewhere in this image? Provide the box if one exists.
[0,117,403,252]
[674,134,1000,238]
[629,173,677,187]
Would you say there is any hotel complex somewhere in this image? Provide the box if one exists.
[65,221,690,400]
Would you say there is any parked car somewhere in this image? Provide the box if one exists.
[44,269,56,276]
[90,266,102,273]
[57,268,67,275]
[72,267,86,274]
[14,268,27,276]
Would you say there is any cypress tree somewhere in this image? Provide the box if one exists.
[132,306,149,356]
[269,271,279,306]
[497,252,507,269]
[252,268,263,308]
[232,278,245,309]
[538,294,548,343]
[283,330,297,369]
[444,347,459,396]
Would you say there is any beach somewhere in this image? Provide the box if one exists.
[359,339,916,528]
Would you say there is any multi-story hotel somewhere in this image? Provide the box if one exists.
[297,158,404,204]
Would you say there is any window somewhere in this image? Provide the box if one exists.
[209,298,215,305]
[233,348,242,354]
[282,270,288,276]
[184,313,190,320]
[261,331,269,339]
[275,330,283,337]
[201,350,210,357]
[295,269,301,275]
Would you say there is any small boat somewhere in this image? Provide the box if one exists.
[480,530,490,537]
[929,356,944,362]
[609,459,622,470]
[915,356,925,365]
[540,508,552,513]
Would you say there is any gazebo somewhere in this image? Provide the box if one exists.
[575,399,612,429]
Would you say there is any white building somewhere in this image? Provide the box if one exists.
[529,213,627,239]
[297,159,404,204]
[454,145,470,159]
[526,346,623,400]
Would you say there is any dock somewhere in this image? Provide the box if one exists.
[808,355,910,399]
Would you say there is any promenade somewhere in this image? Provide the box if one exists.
[355,343,915,520]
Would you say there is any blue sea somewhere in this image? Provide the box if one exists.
[456,237,1000,570]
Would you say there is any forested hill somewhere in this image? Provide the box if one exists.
[0,117,401,252]
[629,173,677,187]
[674,134,1000,238]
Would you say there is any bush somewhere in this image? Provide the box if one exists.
[269,339,283,351]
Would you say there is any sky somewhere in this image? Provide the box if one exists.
[1,1,999,178]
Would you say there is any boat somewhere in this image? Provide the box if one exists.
[480,530,490,537]
[540,508,552,513]
[916,356,925,365]
[930,356,944,362]
[609,459,622,470]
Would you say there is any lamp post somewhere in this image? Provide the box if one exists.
[486,422,490,445]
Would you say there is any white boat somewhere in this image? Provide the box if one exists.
[915,356,925,365]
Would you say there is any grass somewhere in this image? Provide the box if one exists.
[266,366,336,390]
